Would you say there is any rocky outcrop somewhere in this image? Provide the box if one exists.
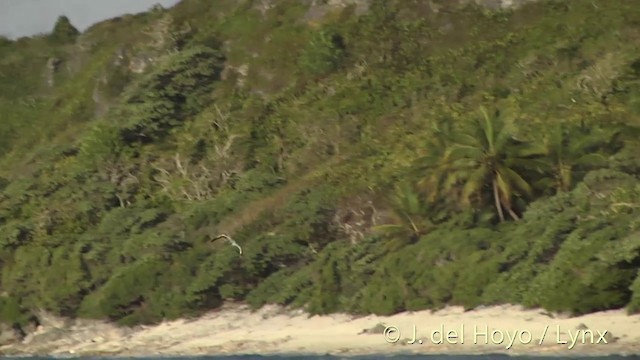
[461,0,540,9]
[332,195,392,245]
[128,54,155,74]
[301,0,541,26]
[0,311,132,355]
[304,0,370,25]
[254,0,275,16]
[45,57,62,88]
[221,63,250,88]
[92,73,110,117]
[113,48,126,67]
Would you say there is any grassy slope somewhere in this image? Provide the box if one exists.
[0,0,639,330]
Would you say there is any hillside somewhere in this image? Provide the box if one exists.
[1,0,640,342]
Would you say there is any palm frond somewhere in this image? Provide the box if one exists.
[497,164,533,197]
[513,142,547,158]
[573,152,608,168]
[462,166,489,202]
[448,144,484,161]
[479,106,495,151]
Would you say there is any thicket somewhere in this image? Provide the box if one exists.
[50,15,80,44]
[0,0,639,331]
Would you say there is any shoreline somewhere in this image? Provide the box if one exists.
[1,304,640,357]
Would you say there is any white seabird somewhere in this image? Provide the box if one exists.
[210,233,243,255]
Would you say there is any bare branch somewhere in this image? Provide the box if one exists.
[181,188,193,201]
[152,165,171,177]
[611,202,639,208]
[115,194,126,208]
[213,134,239,159]
[308,243,318,254]
[211,104,230,133]
[175,153,188,177]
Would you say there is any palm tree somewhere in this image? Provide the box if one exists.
[538,123,617,192]
[413,116,458,204]
[373,182,431,242]
[445,107,545,222]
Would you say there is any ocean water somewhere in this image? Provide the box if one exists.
[5,356,640,360]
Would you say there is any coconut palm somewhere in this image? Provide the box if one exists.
[538,123,617,192]
[413,116,458,203]
[373,182,432,242]
[445,107,545,222]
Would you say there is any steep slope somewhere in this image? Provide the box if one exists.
[0,0,639,339]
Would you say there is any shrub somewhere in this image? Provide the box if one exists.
[115,45,224,143]
[298,29,346,77]
[50,16,80,44]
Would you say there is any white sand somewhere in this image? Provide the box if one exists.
[2,304,640,356]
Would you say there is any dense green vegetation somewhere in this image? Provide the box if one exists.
[0,0,640,331]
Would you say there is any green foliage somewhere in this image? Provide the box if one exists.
[538,123,622,192]
[50,15,80,44]
[36,244,91,316]
[372,182,432,247]
[79,255,166,324]
[0,296,30,327]
[0,36,12,47]
[443,106,546,222]
[628,273,640,314]
[484,170,640,313]
[1,0,640,330]
[114,45,224,143]
[307,246,342,314]
[298,29,346,77]
[77,123,125,170]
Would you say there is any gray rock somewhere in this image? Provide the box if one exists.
[34,310,71,329]
[23,327,70,345]
[358,322,387,335]
[0,323,23,346]
[603,331,619,344]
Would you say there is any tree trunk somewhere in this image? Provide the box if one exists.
[492,178,505,222]
[506,206,520,221]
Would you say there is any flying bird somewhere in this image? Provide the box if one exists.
[210,233,242,255]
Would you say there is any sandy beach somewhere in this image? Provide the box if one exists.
[1,304,639,357]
